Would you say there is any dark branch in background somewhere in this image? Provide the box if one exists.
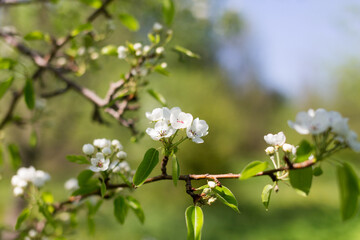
[53,158,317,212]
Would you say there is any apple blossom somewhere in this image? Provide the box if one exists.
[153,22,163,32]
[89,153,110,172]
[64,178,79,191]
[93,138,111,149]
[156,47,164,55]
[170,108,193,129]
[208,181,216,188]
[282,143,294,153]
[117,46,127,59]
[111,139,123,150]
[116,151,127,160]
[32,170,51,187]
[133,42,142,51]
[264,132,286,146]
[145,107,171,122]
[265,146,275,155]
[82,144,95,155]
[146,121,175,140]
[346,131,360,152]
[186,118,209,143]
[288,109,330,135]
[102,147,112,155]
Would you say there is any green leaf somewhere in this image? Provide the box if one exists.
[212,186,240,213]
[337,162,360,220]
[72,185,99,196]
[66,155,90,164]
[295,140,313,163]
[8,143,21,170]
[42,192,54,204]
[71,23,93,37]
[38,202,54,224]
[163,0,175,25]
[185,206,203,240]
[0,76,14,99]
[87,216,95,235]
[118,13,140,32]
[77,170,95,186]
[173,45,200,59]
[100,180,106,198]
[148,33,160,44]
[133,148,159,187]
[289,167,313,196]
[114,196,128,224]
[147,89,167,106]
[87,199,103,216]
[261,184,273,210]
[24,31,45,41]
[313,166,323,176]
[126,196,145,224]
[117,171,132,187]
[240,161,268,180]
[0,58,16,70]
[80,0,102,8]
[15,208,29,230]
[24,79,35,110]
[101,45,118,56]
[154,65,170,76]
[172,154,180,186]
[29,130,37,148]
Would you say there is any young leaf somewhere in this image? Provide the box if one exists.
[163,0,175,25]
[114,196,129,224]
[72,185,99,196]
[101,45,118,56]
[29,130,37,148]
[147,89,167,106]
[100,180,106,198]
[154,65,170,76]
[289,167,313,196]
[0,76,14,99]
[80,0,102,8]
[337,162,360,220]
[261,184,273,210]
[173,45,200,59]
[0,58,16,70]
[24,31,45,41]
[8,143,21,170]
[71,23,93,37]
[118,13,140,31]
[66,155,90,164]
[172,154,180,186]
[24,79,35,110]
[77,169,95,186]
[295,140,313,163]
[212,186,240,213]
[185,206,203,240]
[15,208,30,230]
[133,148,159,187]
[240,161,268,180]
[126,196,145,224]
[87,216,95,235]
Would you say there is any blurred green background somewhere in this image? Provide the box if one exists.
[1,0,360,239]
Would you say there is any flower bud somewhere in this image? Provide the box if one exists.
[265,146,275,155]
[13,187,24,197]
[153,22,163,32]
[102,147,112,155]
[282,143,294,153]
[133,43,142,51]
[116,151,127,160]
[143,45,151,54]
[207,181,216,188]
[117,46,127,59]
[82,144,95,155]
[155,47,164,55]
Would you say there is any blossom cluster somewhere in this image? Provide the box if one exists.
[11,166,50,197]
[145,107,209,144]
[82,138,129,173]
[288,108,360,152]
[264,131,296,156]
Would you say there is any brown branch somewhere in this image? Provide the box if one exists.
[161,155,169,176]
[40,85,70,98]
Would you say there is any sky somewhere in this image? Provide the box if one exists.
[214,0,360,98]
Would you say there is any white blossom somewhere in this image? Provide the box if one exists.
[282,143,294,153]
[328,111,350,136]
[265,146,275,155]
[208,181,216,188]
[13,187,24,197]
[170,108,193,129]
[11,175,27,188]
[145,107,171,122]
[264,132,286,146]
[160,62,167,69]
[93,138,111,149]
[133,42,142,51]
[102,147,112,155]
[28,229,37,238]
[17,166,36,182]
[117,46,127,59]
[186,118,208,143]
[143,45,151,54]
[111,139,123,150]
[116,151,127,160]
[155,47,164,55]
[82,144,95,155]
[32,170,51,187]
[89,153,110,172]
[346,130,360,152]
[146,121,175,141]
[153,22,163,32]
[288,109,330,135]
[64,178,79,191]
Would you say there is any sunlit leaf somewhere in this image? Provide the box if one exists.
[295,140,313,163]
[173,45,200,59]
[80,0,102,8]
[118,13,140,32]
[289,167,313,196]
[240,161,268,180]
[337,162,360,220]
[172,154,180,186]
[185,206,203,240]
[154,65,170,76]
[66,155,90,164]
[71,23,93,37]
[0,58,16,70]
[126,196,145,224]
[147,89,167,106]
[15,208,29,230]
[8,143,21,170]
[133,148,159,187]
[24,31,47,41]
[261,184,273,210]
[212,186,240,213]
[163,0,175,25]
[24,79,35,110]
[0,76,14,99]
[101,45,118,56]
[114,195,128,224]
[42,192,54,204]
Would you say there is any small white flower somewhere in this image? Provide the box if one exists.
[207,197,217,205]
[111,139,123,151]
[11,175,27,188]
[133,42,142,51]
[93,138,111,149]
[155,47,164,55]
[13,187,24,197]
[116,151,127,160]
[160,62,167,68]
[264,132,286,146]
[135,50,142,56]
[170,109,193,129]
[282,143,294,153]
[64,178,79,191]
[102,147,112,155]
[146,121,175,141]
[208,181,216,188]
[153,22,163,32]
[265,146,275,155]
[82,144,95,155]
[89,154,110,172]
[186,118,209,143]
[145,107,171,122]
[32,170,51,187]
[346,130,360,152]
[17,166,36,182]
[328,111,350,137]
[28,229,37,238]
[143,45,151,54]
[117,46,127,59]
[288,108,330,135]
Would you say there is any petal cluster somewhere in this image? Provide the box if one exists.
[264,132,286,147]
[11,166,50,196]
